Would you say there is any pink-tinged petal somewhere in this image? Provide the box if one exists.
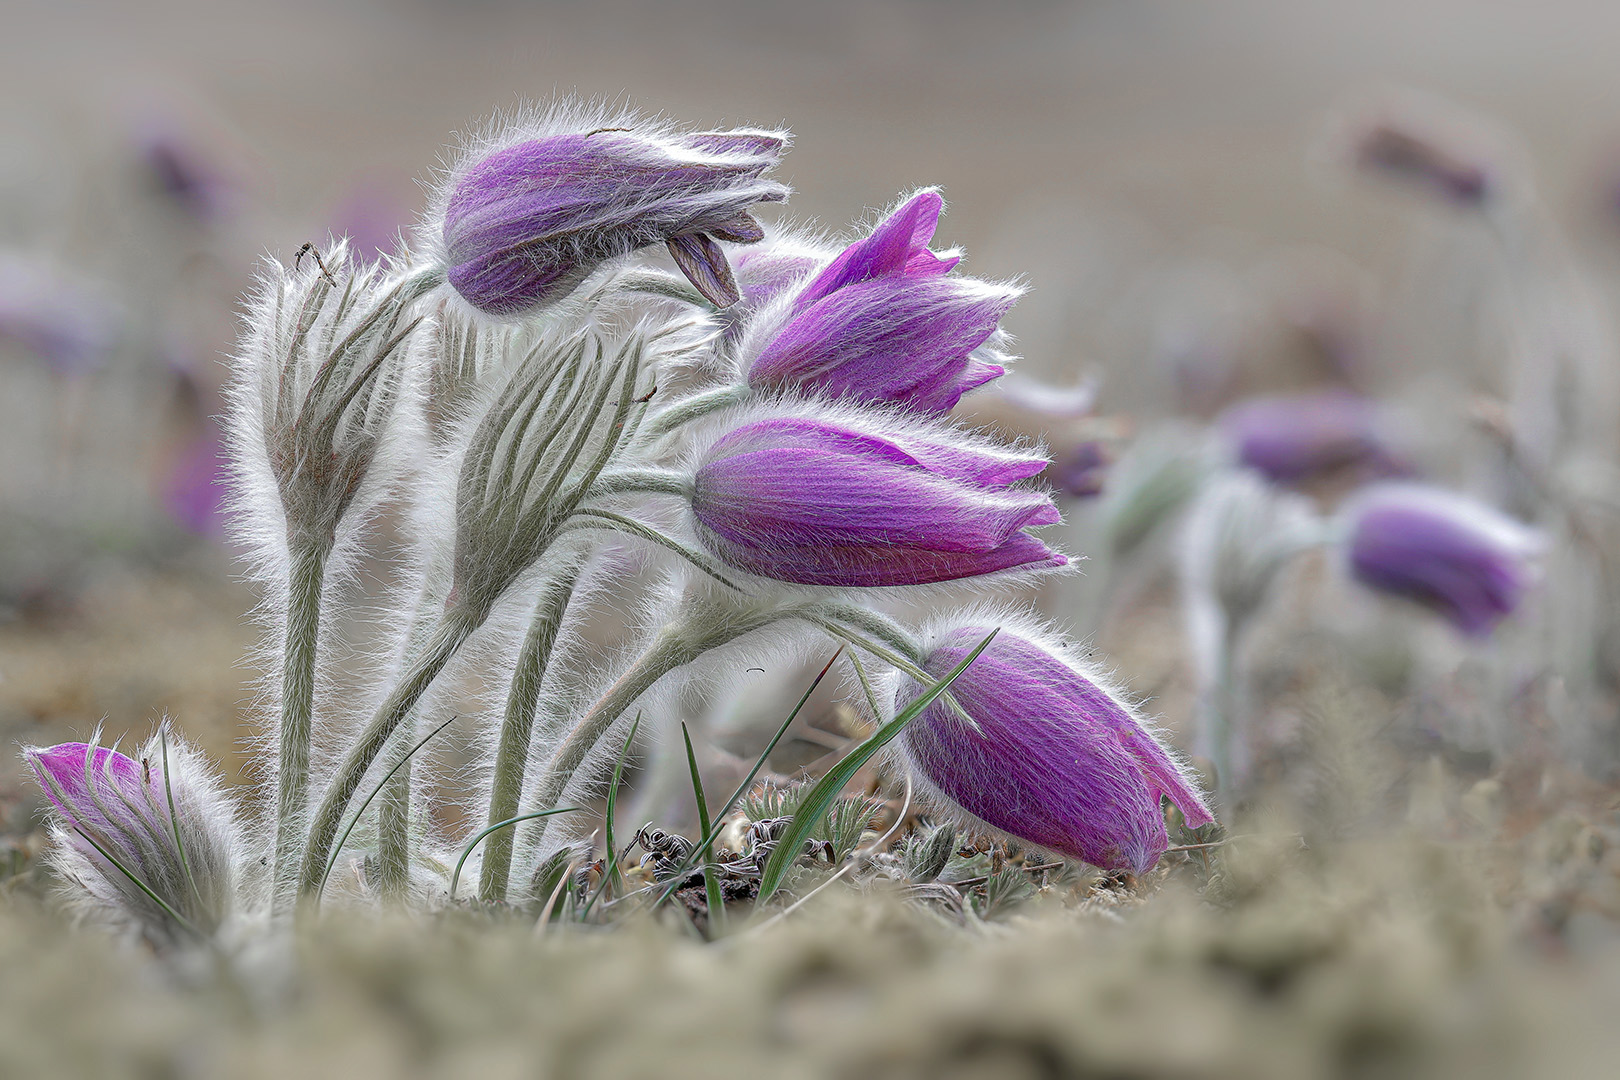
[667,232,741,307]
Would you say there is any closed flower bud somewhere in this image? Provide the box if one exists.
[690,414,1065,587]
[24,732,239,942]
[743,191,1019,413]
[1343,483,1543,636]
[896,625,1213,874]
[1220,389,1403,485]
[437,111,789,316]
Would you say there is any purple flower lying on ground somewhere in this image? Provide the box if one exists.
[897,625,1213,874]
[744,191,1018,413]
[1221,389,1400,485]
[440,117,789,315]
[690,415,1065,586]
[1344,483,1542,636]
[24,734,238,939]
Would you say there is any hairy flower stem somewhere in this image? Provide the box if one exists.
[296,607,481,909]
[478,573,582,903]
[644,385,750,438]
[372,585,450,906]
[1202,619,1242,810]
[525,606,810,850]
[271,539,330,912]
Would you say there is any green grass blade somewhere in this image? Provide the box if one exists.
[158,729,204,914]
[649,647,844,910]
[681,722,725,934]
[580,713,641,919]
[448,807,584,902]
[317,713,459,905]
[755,629,998,905]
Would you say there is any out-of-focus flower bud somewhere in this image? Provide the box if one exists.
[1220,389,1403,486]
[1342,483,1543,637]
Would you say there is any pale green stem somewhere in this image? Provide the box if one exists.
[524,608,799,851]
[296,608,480,909]
[271,539,330,914]
[479,573,581,903]
[373,585,448,906]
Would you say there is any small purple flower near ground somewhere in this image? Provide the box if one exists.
[24,734,238,940]
[1344,483,1542,636]
[441,121,788,315]
[897,627,1213,875]
[690,416,1065,587]
[1221,389,1401,485]
[744,191,1018,414]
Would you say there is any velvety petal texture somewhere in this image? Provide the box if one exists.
[898,628,1213,875]
[1346,483,1542,636]
[691,417,1065,586]
[24,735,238,940]
[745,192,1018,414]
[1221,390,1400,485]
[442,124,788,316]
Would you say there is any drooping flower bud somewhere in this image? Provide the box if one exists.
[1220,389,1402,485]
[1342,483,1543,636]
[690,414,1065,587]
[438,113,789,316]
[24,731,239,942]
[896,625,1213,874]
[742,191,1019,414]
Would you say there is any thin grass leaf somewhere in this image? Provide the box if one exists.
[448,807,583,902]
[681,722,725,934]
[68,823,204,942]
[580,713,641,919]
[158,729,203,914]
[317,714,460,905]
[756,629,998,905]
[649,647,845,910]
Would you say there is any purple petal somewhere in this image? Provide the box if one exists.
[901,630,1208,873]
[794,191,944,311]
[667,232,741,307]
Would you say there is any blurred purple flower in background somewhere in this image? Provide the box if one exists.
[133,120,237,223]
[1047,441,1111,498]
[0,251,117,377]
[745,191,1018,414]
[1221,389,1401,485]
[1344,483,1543,636]
[162,425,229,537]
[690,416,1065,586]
[441,121,789,315]
[898,626,1213,874]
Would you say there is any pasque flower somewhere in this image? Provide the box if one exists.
[690,415,1065,586]
[1344,483,1542,636]
[440,116,789,315]
[743,191,1019,413]
[1220,389,1400,485]
[24,733,238,941]
[897,625,1213,874]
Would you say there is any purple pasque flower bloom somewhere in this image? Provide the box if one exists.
[690,414,1065,587]
[1047,441,1110,498]
[439,115,789,316]
[1344,483,1543,636]
[1221,389,1401,485]
[0,251,116,377]
[897,625,1213,874]
[24,732,238,939]
[743,191,1019,414]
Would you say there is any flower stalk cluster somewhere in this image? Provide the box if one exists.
[24,101,1214,946]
